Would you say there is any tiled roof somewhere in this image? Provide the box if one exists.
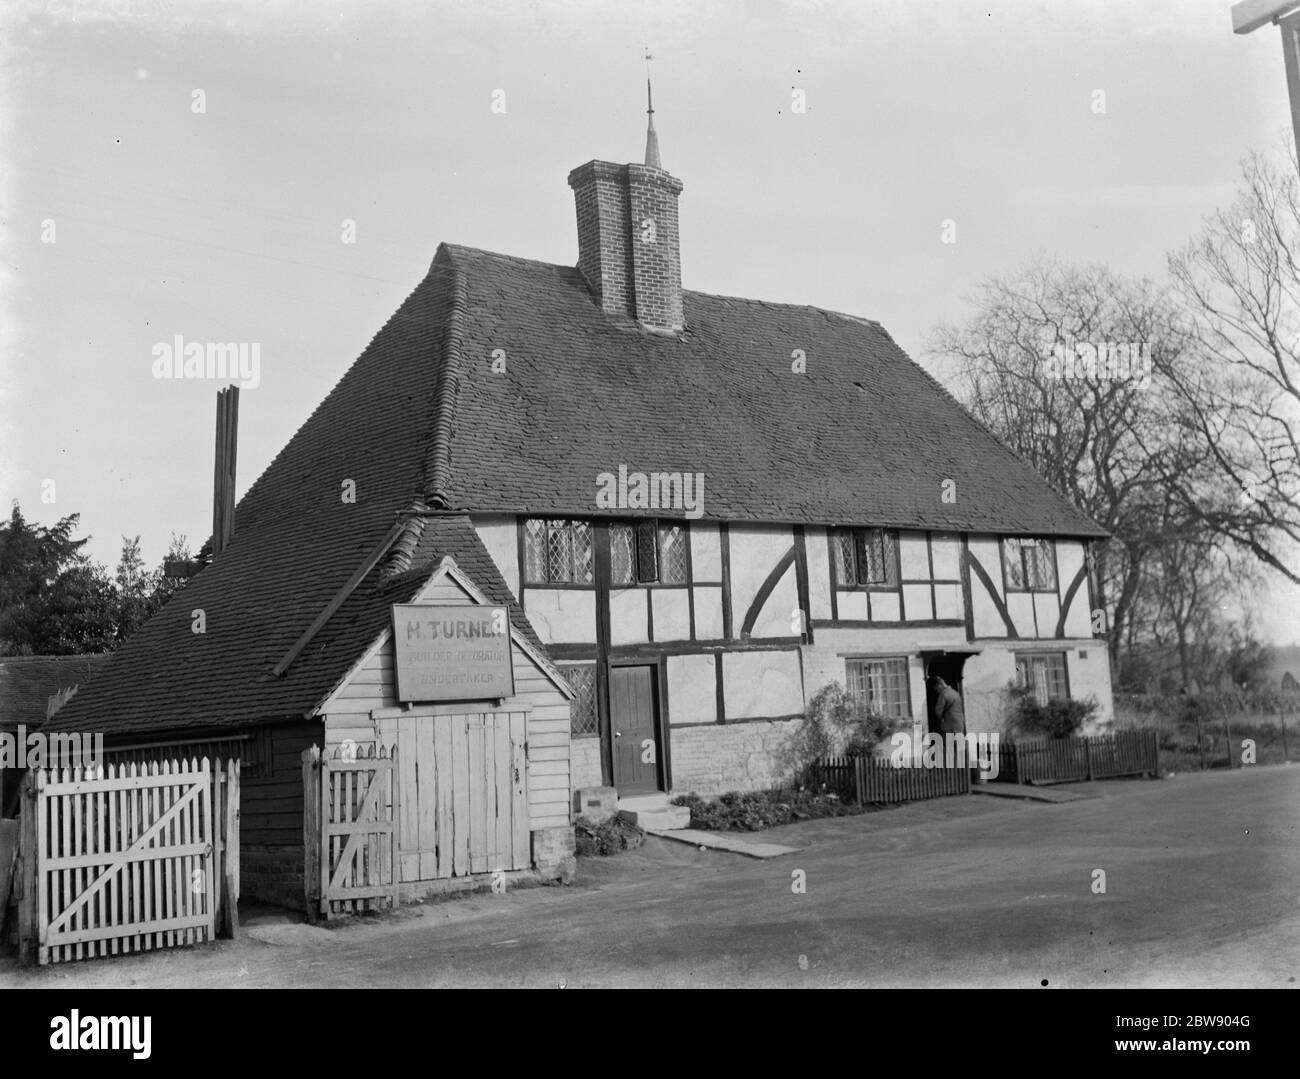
[0,655,110,730]
[48,241,1103,738]
[434,244,1106,536]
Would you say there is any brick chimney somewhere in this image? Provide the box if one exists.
[567,161,684,333]
[567,124,685,336]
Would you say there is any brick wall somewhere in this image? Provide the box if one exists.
[568,159,684,332]
[669,719,803,797]
[242,843,305,912]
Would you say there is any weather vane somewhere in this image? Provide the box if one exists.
[643,47,661,168]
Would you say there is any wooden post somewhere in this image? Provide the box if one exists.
[1083,737,1093,781]
[16,772,38,966]
[1281,707,1290,762]
[302,746,321,923]
[224,759,240,937]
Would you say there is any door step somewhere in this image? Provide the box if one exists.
[617,793,691,831]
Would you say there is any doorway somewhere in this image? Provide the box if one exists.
[608,664,662,794]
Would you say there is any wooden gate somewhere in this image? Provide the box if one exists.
[17,758,240,965]
[303,744,397,918]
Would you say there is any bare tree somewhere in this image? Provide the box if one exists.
[930,259,1197,673]
[1163,148,1300,584]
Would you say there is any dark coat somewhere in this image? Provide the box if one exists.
[932,685,965,735]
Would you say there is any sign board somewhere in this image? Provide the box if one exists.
[391,604,514,703]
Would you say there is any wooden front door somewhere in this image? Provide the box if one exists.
[609,664,661,793]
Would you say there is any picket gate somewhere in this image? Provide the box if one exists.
[17,757,240,965]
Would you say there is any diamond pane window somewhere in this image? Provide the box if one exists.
[831,530,855,585]
[610,524,635,585]
[523,519,547,583]
[564,664,599,736]
[572,521,594,583]
[547,520,574,582]
[1003,537,1055,591]
[835,527,899,587]
[659,524,688,584]
[523,518,594,584]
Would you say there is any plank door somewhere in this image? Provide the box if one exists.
[389,712,531,882]
[609,665,661,794]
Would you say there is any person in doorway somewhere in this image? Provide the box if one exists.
[928,674,965,736]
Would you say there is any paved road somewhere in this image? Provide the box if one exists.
[4,766,1297,988]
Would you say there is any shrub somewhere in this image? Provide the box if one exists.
[1007,682,1099,739]
[573,814,644,856]
[670,787,874,831]
[779,682,905,780]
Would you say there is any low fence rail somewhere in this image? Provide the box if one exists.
[995,730,1158,785]
[808,756,971,805]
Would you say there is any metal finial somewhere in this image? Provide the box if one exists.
[643,47,662,169]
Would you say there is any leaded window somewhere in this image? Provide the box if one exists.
[1002,537,1056,591]
[610,520,689,586]
[563,663,599,736]
[523,518,593,584]
[831,527,899,588]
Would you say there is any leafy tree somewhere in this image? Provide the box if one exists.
[0,503,117,655]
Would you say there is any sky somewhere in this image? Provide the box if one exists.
[0,0,1297,644]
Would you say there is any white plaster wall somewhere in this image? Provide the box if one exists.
[723,649,804,719]
[1057,541,1094,638]
[934,582,963,621]
[837,590,868,620]
[1006,592,1036,638]
[691,522,722,582]
[609,588,649,646]
[1033,592,1061,638]
[667,653,717,725]
[471,514,519,599]
[899,532,929,580]
[693,585,724,639]
[652,589,691,643]
[962,640,1115,734]
[871,591,901,622]
[729,525,798,638]
[902,584,932,621]
[805,526,832,620]
[931,533,961,579]
[1064,641,1114,726]
[525,588,597,645]
[961,649,1019,736]
[800,626,968,725]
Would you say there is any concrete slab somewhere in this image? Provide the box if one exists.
[645,827,801,858]
[973,784,1091,803]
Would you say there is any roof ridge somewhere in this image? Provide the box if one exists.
[425,255,465,508]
